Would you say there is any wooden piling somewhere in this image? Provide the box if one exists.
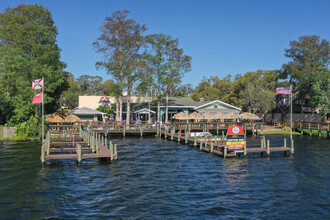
[114,144,117,159]
[178,131,181,142]
[291,139,294,154]
[123,125,126,138]
[194,135,197,147]
[216,123,219,136]
[110,142,114,160]
[210,140,213,153]
[41,143,45,164]
[77,144,82,163]
[267,140,270,155]
[185,132,188,144]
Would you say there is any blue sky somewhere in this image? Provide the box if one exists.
[1,0,329,87]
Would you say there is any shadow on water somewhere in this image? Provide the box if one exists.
[0,136,329,219]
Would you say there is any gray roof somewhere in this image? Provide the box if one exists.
[158,97,197,107]
[73,107,104,115]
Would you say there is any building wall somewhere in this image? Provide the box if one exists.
[79,96,153,109]
[202,103,232,109]
[0,127,16,139]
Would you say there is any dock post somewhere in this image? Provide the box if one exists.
[252,124,255,136]
[194,135,197,147]
[185,132,188,144]
[188,124,191,135]
[123,125,126,138]
[261,138,264,148]
[178,131,181,142]
[165,127,167,139]
[77,144,82,163]
[200,140,202,150]
[40,143,45,164]
[171,129,174,141]
[210,140,213,153]
[267,140,270,155]
[140,125,143,138]
[46,131,50,156]
[291,139,294,154]
[244,124,247,136]
[222,130,224,139]
[216,123,219,136]
[244,141,247,157]
[91,136,95,153]
[224,146,227,158]
[114,144,117,159]
[300,122,303,134]
[284,138,287,148]
[110,142,113,160]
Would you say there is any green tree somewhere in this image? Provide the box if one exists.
[94,10,147,124]
[101,80,121,96]
[77,75,103,96]
[60,73,81,109]
[281,35,330,114]
[0,5,69,124]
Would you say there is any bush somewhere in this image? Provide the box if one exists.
[15,115,43,139]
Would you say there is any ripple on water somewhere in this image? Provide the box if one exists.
[0,136,329,219]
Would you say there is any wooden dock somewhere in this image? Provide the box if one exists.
[41,128,117,164]
[159,128,294,158]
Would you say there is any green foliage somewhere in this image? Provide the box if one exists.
[60,74,81,109]
[15,115,43,139]
[281,35,330,109]
[310,68,330,116]
[77,75,103,96]
[0,5,69,124]
[101,80,121,96]
[96,106,115,118]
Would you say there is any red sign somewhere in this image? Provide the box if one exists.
[226,126,245,149]
[227,126,244,135]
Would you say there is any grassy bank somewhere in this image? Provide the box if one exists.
[262,130,302,135]
[1,136,39,141]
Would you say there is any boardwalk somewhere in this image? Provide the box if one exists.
[41,128,117,164]
[159,128,294,158]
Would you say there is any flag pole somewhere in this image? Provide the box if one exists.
[42,76,44,145]
[290,85,292,140]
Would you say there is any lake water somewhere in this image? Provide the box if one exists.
[0,135,329,219]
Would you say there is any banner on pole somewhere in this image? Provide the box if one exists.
[32,92,43,104]
[32,78,44,90]
[276,87,290,95]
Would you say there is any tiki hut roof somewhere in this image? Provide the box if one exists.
[64,114,82,123]
[202,112,219,120]
[172,112,189,120]
[187,112,204,120]
[46,115,64,123]
[240,112,261,121]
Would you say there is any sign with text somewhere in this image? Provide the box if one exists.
[226,126,245,150]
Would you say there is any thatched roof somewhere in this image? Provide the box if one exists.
[46,115,64,123]
[64,114,82,123]
[187,112,204,120]
[173,112,189,120]
[202,112,219,120]
[240,112,261,120]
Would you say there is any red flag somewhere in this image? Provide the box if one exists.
[32,92,43,104]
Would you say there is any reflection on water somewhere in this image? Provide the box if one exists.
[0,136,329,219]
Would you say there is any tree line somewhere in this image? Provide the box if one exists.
[0,4,329,132]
